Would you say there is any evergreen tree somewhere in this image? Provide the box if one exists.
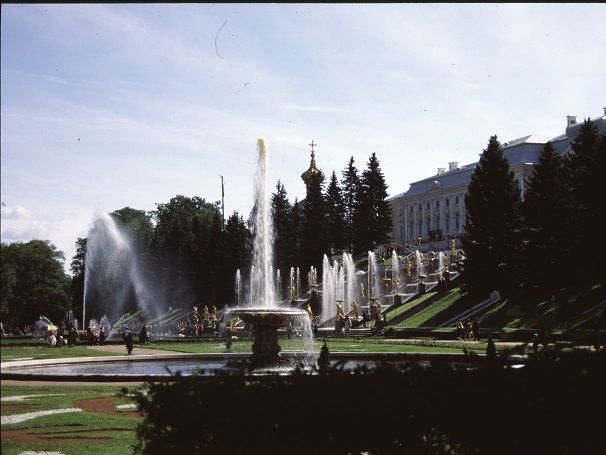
[219,211,252,305]
[564,119,606,285]
[341,157,360,253]
[300,173,328,274]
[522,142,568,292]
[288,198,302,268]
[354,153,392,255]
[271,181,293,281]
[461,136,523,297]
[325,171,347,254]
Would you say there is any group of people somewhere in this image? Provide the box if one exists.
[456,317,480,341]
[47,322,78,348]
[85,325,107,346]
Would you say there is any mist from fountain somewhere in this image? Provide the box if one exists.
[83,211,157,327]
[99,315,112,336]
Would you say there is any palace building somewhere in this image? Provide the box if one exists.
[387,108,606,249]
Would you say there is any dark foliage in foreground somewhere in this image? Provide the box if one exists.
[132,349,606,455]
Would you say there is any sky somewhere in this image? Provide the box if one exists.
[1,3,605,273]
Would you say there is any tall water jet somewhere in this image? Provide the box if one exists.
[368,251,380,300]
[226,139,311,367]
[343,252,356,313]
[251,138,276,308]
[275,269,282,302]
[321,254,336,324]
[235,269,242,306]
[392,250,401,294]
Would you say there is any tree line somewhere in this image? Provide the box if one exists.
[1,152,392,327]
[461,119,606,299]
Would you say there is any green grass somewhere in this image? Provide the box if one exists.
[1,346,122,362]
[1,384,143,455]
[142,338,482,354]
[479,284,605,330]
[382,291,438,325]
[395,288,470,328]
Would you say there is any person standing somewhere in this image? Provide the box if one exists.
[99,327,106,346]
[124,327,134,355]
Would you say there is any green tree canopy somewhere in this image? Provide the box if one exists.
[1,240,71,328]
[354,153,392,255]
[522,142,568,292]
[461,136,523,297]
[325,171,347,254]
[341,156,360,253]
[300,173,328,275]
[564,120,606,286]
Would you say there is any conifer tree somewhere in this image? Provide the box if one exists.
[300,173,328,274]
[325,171,347,254]
[341,157,360,254]
[287,198,302,269]
[522,142,568,292]
[461,136,522,297]
[354,153,392,255]
[271,181,293,276]
[564,119,605,285]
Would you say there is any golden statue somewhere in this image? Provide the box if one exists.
[202,306,210,325]
[392,275,400,291]
[230,319,237,335]
[193,306,199,323]
[306,304,313,320]
[211,305,218,322]
[336,300,345,320]
[406,260,412,277]
[359,282,366,298]
[351,300,359,321]
[374,300,383,322]
[450,239,457,258]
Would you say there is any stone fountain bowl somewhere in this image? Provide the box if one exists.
[226,307,309,368]
[227,307,307,324]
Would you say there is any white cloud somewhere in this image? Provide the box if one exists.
[0,205,32,219]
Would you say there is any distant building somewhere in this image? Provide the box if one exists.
[387,108,606,249]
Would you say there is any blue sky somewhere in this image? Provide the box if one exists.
[1,3,604,273]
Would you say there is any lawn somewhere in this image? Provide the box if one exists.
[1,383,143,455]
[479,284,605,329]
[381,291,438,325]
[393,288,471,328]
[142,338,483,354]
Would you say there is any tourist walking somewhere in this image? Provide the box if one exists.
[99,327,106,346]
[362,310,369,328]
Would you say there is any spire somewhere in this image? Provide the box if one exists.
[301,140,325,186]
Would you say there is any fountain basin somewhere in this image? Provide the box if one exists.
[1,352,509,381]
[227,307,309,367]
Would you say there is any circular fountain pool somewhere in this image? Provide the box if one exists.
[1,352,503,381]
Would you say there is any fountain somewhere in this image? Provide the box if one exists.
[226,139,310,368]
[83,211,158,329]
